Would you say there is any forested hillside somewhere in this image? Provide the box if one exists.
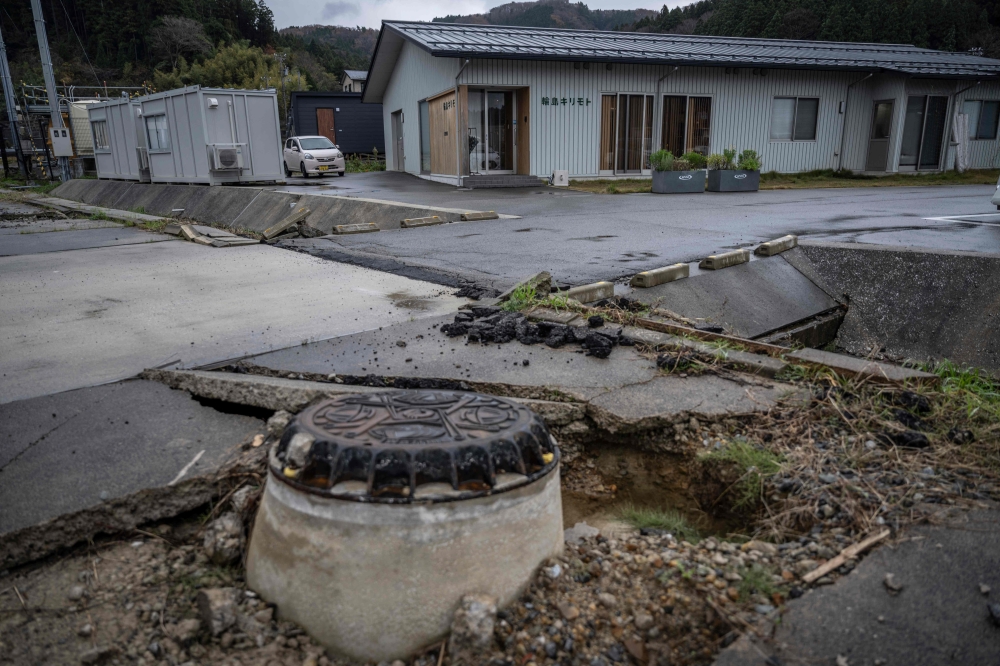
[630,0,1000,57]
[4,0,997,97]
[434,0,655,30]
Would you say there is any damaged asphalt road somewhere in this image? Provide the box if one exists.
[274,177,1000,289]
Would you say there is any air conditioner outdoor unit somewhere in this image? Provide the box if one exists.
[208,144,244,171]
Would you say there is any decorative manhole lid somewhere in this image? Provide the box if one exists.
[272,391,559,503]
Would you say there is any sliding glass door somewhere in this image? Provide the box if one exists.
[467,89,514,174]
[899,95,949,170]
[599,93,653,174]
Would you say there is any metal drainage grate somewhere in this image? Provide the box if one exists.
[273,391,558,502]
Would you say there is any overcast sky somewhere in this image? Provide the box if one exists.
[264,1,683,30]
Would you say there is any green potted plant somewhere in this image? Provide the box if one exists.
[707,147,761,192]
[650,149,706,194]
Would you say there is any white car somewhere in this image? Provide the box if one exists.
[283,136,345,178]
[993,173,1000,210]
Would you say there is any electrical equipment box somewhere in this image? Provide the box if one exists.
[49,126,73,157]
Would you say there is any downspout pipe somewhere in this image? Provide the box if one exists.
[837,72,874,172]
[454,58,470,187]
[653,66,679,153]
[942,80,981,172]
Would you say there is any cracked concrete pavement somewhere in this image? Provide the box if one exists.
[0,201,466,404]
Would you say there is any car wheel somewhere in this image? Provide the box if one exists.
[338,171,346,177]
[300,163,308,179]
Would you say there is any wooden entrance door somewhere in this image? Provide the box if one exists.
[316,108,336,144]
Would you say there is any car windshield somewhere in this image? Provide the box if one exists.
[299,138,336,150]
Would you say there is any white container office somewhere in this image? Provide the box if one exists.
[88,97,145,181]
[135,85,284,185]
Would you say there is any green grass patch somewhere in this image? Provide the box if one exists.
[88,210,111,221]
[346,154,386,173]
[925,360,1000,421]
[617,503,700,541]
[737,564,776,601]
[703,440,783,510]
[500,283,537,312]
[760,168,999,189]
[569,178,651,194]
[139,218,170,233]
[130,206,147,215]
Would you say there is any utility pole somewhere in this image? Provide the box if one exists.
[30,0,70,182]
[0,24,30,180]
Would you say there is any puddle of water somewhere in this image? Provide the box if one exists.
[385,291,434,311]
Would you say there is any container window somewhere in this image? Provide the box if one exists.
[91,120,109,150]
[145,114,170,151]
[770,97,818,141]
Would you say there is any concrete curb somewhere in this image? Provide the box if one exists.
[630,263,689,288]
[699,248,751,270]
[563,281,614,304]
[332,223,380,234]
[401,216,443,228]
[755,234,798,256]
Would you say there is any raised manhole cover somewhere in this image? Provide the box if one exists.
[247,390,564,662]
[274,390,557,501]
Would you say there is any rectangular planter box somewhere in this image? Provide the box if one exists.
[651,169,706,194]
[707,170,760,192]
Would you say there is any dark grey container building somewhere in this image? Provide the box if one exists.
[289,91,384,155]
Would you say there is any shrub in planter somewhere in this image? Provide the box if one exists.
[682,151,707,169]
[652,149,705,194]
[707,147,761,192]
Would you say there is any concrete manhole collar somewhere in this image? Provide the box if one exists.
[273,390,559,502]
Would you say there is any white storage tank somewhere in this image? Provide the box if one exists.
[88,97,144,181]
[135,85,284,185]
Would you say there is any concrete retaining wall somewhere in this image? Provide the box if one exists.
[786,242,1000,375]
[50,181,464,235]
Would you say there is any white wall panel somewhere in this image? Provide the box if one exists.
[382,46,988,177]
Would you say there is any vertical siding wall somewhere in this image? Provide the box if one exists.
[381,49,996,177]
[292,95,385,154]
[461,60,863,177]
[956,80,1000,169]
[382,42,460,175]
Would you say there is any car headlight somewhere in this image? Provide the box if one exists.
[303,153,314,160]
[334,151,341,158]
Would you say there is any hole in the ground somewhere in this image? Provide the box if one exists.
[561,443,736,539]
[192,395,274,421]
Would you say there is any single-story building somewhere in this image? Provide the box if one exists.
[290,91,384,155]
[361,21,1000,185]
[343,70,368,93]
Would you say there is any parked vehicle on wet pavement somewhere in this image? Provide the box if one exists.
[283,136,346,178]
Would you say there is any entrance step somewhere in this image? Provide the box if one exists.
[463,174,547,189]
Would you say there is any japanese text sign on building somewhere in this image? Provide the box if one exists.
[542,97,591,107]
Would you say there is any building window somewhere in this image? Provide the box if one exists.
[91,120,109,150]
[599,94,654,173]
[962,100,1000,140]
[419,99,431,173]
[145,114,170,151]
[770,97,819,141]
[660,95,711,156]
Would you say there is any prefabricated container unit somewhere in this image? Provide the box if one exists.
[88,97,145,181]
[136,85,284,185]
